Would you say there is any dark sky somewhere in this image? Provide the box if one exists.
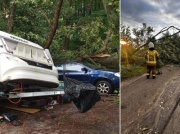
[121,0,180,36]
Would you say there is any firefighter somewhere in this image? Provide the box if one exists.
[145,42,159,79]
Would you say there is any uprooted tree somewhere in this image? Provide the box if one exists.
[121,23,180,78]
[137,25,180,65]
[122,24,180,64]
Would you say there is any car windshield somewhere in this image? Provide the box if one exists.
[84,62,119,72]
[56,62,118,72]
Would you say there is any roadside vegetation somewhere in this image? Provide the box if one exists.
[121,23,180,80]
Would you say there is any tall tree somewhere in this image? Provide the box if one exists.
[44,0,63,49]
[0,0,15,33]
[132,23,154,48]
[102,0,119,52]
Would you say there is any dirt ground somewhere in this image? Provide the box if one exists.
[0,95,119,134]
[121,64,180,134]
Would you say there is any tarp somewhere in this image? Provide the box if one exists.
[63,75,101,113]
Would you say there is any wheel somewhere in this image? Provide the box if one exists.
[96,81,112,94]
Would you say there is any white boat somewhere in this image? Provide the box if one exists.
[0,31,59,89]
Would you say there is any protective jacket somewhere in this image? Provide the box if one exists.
[145,50,159,66]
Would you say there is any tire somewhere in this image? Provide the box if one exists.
[96,80,112,94]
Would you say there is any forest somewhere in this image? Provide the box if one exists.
[121,23,180,79]
[0,0,119,70]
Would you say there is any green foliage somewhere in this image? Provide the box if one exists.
[132,23,154,48]
[121,64,146,79]
[0,0,119,69]
[93,53,119,70]
[121,24,149,79]
[103,0,119,51]
[121,23,180,79]
[57,1,114,62]
[113,93,119,106]
[54,50,76,63]
[156,32,180,65]
[56,13,107,56]
[77,20,104,55]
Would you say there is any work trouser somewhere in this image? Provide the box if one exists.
[146,65,156,77]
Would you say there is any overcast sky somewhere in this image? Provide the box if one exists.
[121,0,180,36]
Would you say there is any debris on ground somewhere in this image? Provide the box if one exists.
[0,95,119,134]
[0,116,3,123]
[2,112,22,126]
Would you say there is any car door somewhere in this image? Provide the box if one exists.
[64,63,91,82]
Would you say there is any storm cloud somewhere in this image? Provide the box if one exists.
[121,0,180,34]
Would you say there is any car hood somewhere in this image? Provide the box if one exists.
[92,70,119,77]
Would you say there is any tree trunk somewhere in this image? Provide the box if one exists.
[99,0,103,9]
[82,0,85,16]
[40,8,51,27]
[67,0,72,5]
[63,19,70,49]
[44,0,63,49]
[5,0,15,33]
[64,36,70,50]
[102,28,112,51]
[89,0,93,15]
[63,0,73,50]
[102,0,119,50]
[133,26,180,54]
[95,0,97,10]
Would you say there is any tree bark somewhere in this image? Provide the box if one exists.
[102,0,119,51]
[133,26,180,54]
[44,0,63,49]
[63,0,72,50]
[89,0,93,15]
[7,0,15,33]
[99,0,103,9]
[82,0,85,16]
[40,8,51,27]
[64,36,70,50]
[102,28,112,51]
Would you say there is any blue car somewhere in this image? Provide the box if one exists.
[55,62,120,94]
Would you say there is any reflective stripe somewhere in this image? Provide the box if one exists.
[147,50,157,66]
[146,61,156,66]
[147,50,156,62]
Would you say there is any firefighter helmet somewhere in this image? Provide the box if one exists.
[148,42,154,48]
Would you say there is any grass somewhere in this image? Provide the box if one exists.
[121,64,146,80]
[113,94,120,106]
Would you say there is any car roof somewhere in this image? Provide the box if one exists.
[55,61,80,65]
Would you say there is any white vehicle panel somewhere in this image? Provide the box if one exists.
[0,31,59,89]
